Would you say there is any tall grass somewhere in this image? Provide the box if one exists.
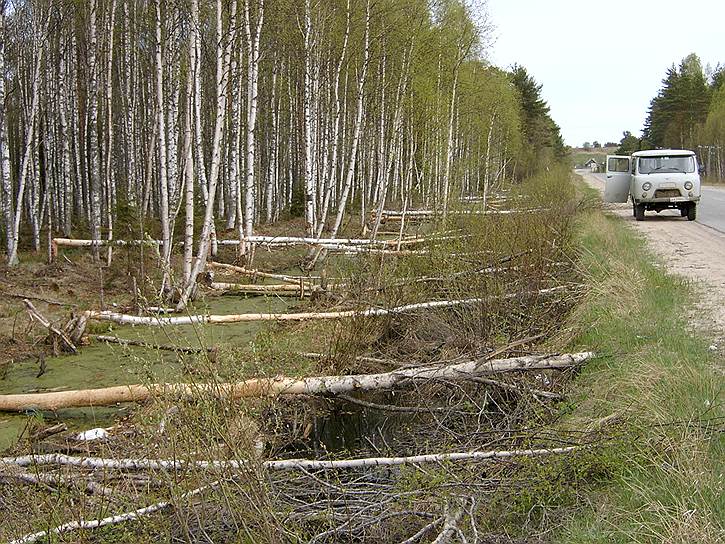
[555,201,724,542]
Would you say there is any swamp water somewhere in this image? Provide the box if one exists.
[0,295,290,451]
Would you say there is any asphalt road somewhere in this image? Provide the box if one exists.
[591,173,725,234]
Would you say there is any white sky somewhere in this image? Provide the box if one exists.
[485,0,724,147]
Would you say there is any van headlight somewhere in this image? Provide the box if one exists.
[684,181,693,190]
[642,182,652,191]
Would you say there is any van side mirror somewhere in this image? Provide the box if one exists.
[698,165,705,175]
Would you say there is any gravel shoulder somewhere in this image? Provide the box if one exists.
[580,170,725,340]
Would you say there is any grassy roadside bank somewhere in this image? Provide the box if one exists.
[555,184,724,542]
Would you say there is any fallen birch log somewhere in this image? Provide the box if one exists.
[411,261,567,284]
[0,352,593,411]
[375,208,546,218]
[2,445,580,472]
[8,480,218,544]
[218,239,429,254]
[217,235,397,247]
[5,445,579,543]
[207,261,312,285]
[82,286,568,327]
[93,335,216,356]
[325,245,430,256]
[209,281,309,293]
[400,517,444,544]
[51,238,161,260]
[208,281,334,297]
[52,237,162,247]
[0,469,115,497]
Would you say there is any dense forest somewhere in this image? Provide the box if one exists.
[0,0,563,288]
[616,53,725,180]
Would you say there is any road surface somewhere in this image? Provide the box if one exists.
[590,173,725,233]
[580,170,725,337]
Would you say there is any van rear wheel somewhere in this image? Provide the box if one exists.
[634,204,645,221]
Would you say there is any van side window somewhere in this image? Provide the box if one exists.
[608,157,629,173]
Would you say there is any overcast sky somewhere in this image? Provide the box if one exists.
[485,0,724,147]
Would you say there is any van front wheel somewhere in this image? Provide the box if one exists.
[634,204,646,221]
[687,203,697,221]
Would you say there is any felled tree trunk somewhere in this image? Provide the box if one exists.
[208,261,314,284]
[208,282,323,297]
[0,352,593,411]
[82,286,567,326]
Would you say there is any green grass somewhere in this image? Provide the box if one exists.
[553,188,724,542]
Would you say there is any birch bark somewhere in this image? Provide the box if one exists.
[0,2,13,258]
[177,0,237,310]
[87,0,102,260]
[182,73,194,283]
[301,0,316,236]
[7,10,46,266]
[314,0,349,238]
[104,0,117,265]
[243,0,264,253]
[329,0,370,239]
[154,0,172,282]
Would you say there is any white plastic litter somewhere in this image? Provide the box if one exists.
[75,428,109,441]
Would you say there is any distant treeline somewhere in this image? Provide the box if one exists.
[617,53,724,179]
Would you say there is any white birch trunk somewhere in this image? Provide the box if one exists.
[7,13,46,266]
[87,0,102,260]
[314,1,349,238]
[0,4,13,258]
[265,70,278,223]
[329,0,370,239]
[302,0,317,236]
[182,7,197,284]
[104,0,117,265]
[176,0,237,310]
[58,38,73,237]
[441,70,458,222]
[242,0,264,253]
[226,27,241,231]
[155,0,172,282]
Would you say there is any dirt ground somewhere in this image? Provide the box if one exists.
[581,170,725,344]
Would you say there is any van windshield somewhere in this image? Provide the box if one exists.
[638,156,695,174]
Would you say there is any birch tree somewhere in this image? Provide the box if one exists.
[177,0,238,309]
[1,0,533,271]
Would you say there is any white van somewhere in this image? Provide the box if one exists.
[604,149,702,221]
